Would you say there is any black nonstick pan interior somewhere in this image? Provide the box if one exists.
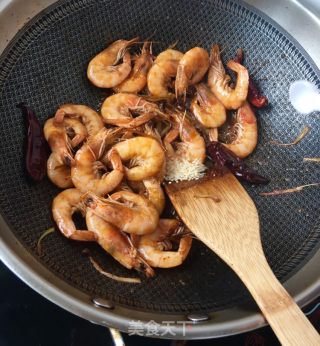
[0,0,319,316]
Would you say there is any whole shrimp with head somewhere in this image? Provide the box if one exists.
[112,136,165,181]
[147,49,184,99]
[208,44,249,110]
[71,127,124,195]
[137,219,192,268]
[54,104,104,137]
[86,209,154,277]
[101,93,165,128]
[114,41,153,94]
[83,190,159,235]
[52,188,96,241]
[63,117,88,148]
[220,101,258,158]
[47,153,73,189]
[44,118,74,167]
[46,117,89,188]
[87,37,138,88]
[190,83,226,128]
[175,47,209,104]
[164,110,206,182]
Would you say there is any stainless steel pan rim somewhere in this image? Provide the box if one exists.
[0,0,320,340]
[1,214,320,340]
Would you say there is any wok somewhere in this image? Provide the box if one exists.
[0,0,319,339]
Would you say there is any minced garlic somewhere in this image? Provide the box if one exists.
[165,158,207,182]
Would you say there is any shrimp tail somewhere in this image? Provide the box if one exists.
[54,109,66,124]
[108,148,124,173]
[175,65,188,104]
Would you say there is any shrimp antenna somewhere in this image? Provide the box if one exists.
[219,44,229,55]
[144,31,157,42]
[150,41,153,55]
[132,40,160,45]
[167,40,179,50]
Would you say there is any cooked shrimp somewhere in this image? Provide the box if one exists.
[112,136,165,181]
[86,209,154,277]
[190,83,226,128]
[154,49,184,64]
[54,104,104,136]
[208,44,249,110]
[113,42,153,93]
[175,47,209,103]
[147,49,184,99]
[63,117,88,147]
[147,60,180,99]
[221,101,258,158]
[52,188,96,241]
[83,190,159,235]
[87,37,138,88]
[44,118,74,166]
[166,111,206,163]
[71,128,124,195]
[46,118,88,188]
[101,93,163,128]
[137,219,192,268]
[47,153,73,188]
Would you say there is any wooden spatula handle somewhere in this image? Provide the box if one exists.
[237,255,320,346]
[165,177,319,344]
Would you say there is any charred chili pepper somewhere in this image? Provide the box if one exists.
[17,103,47,182]
[234,48,268,108]
[207,141,270,185]
[234,48,244,64]
[248,79,268,108]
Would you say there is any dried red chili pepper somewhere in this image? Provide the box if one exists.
[17,103,47,182]
[248,79,268,108]
[234,48,268,108]
[207,141,269,185]
[234,48,244,64]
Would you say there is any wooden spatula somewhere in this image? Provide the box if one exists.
[165,173,320,346]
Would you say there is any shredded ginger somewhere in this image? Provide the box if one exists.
[165,158,207,182]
